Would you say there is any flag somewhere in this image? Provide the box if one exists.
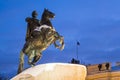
[77,41,80,45]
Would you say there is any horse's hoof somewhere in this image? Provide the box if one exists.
[60,44,65,50]
[31,64,34,67]
[31,63,35,67]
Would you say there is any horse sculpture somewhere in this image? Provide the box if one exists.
[17,9,64,74]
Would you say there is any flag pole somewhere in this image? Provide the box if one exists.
[76,43,78,60]
[76,41,80,60]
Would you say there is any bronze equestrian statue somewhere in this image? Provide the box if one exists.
[17,9,64,74]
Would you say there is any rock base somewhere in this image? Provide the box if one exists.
[11,63,87,80]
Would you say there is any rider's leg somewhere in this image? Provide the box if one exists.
[41,29,46,42]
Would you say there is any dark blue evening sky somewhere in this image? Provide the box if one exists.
[0,0,120,76]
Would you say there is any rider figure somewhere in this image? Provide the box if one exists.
[24,10,41,65]
[25,10,40,41]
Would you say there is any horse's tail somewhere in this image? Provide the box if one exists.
[17,50,25,74]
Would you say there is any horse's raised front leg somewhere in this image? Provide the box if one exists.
[17,50,25,74]
[54,36,65,50]
[54,42,59,48]
[59,36,65,50]
[53,31,65,50]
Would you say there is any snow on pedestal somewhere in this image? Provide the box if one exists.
[11,63,87,80]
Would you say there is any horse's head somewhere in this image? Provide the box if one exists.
[42,8,55,19]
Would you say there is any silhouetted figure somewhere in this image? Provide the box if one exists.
[105,63,110,70]
[71,58,75,63]
[98,64,102,71]
[76,60,80,64]
[71,58,79,64]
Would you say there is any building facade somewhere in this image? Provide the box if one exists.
[86,62,120,80]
